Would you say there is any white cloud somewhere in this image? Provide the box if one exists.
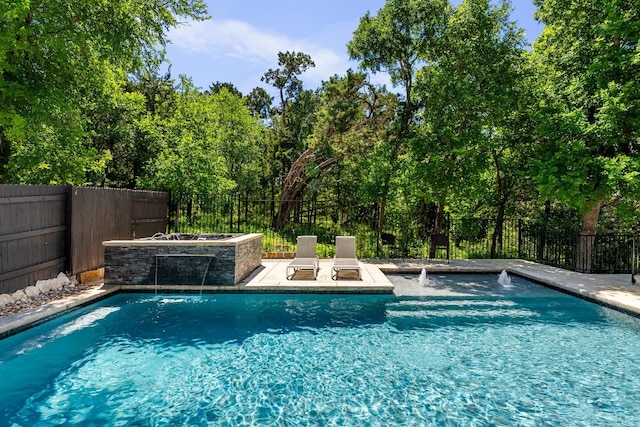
[169,19,288,62]
[168,19,352,87]
[301,48,348,84]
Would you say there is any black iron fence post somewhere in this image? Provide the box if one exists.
[228,194,233,232]
[517,219,522,259]
[375,204,380,258]
[633,232,637,284]
[236,194,241,233]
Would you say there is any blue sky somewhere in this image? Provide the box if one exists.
[165,0,543,96]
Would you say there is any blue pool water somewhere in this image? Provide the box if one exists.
[1,274,640,426]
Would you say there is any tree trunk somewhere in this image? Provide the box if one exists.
[271,149,314,230]
[378,199,387,239]
[271,149,344,231]
[174,194,182,233]
[490,150,508,258]
[186,197,193,225]
[429,201,445,258]
[537,200,551,261]
[416,199,428,240]
[491,173,507,258]
[576,200,603,273]
[491,202,505,259]
[0,132,9,183]
[377,177,389,239]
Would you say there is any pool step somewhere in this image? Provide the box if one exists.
[385,296,599,327]
[385,298,539,326]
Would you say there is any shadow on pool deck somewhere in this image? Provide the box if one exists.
[2,258,640,338]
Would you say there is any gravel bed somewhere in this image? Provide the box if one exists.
[0,281,103,320]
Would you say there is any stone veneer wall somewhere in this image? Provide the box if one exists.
[103,234,262,286]
[234,235,262,284]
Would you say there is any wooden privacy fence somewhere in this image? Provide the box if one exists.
[0,186,168,294]
[0,186,67,295]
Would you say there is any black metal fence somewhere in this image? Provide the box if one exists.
[167,194,639,274]
[518,230,637,274]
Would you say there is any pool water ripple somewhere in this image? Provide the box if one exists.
[1,276,640,425]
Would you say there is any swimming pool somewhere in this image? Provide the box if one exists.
[1,274,640,426]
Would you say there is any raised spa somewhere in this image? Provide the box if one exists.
[103,233,262,287]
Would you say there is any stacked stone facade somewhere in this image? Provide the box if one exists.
[103,234,262,286]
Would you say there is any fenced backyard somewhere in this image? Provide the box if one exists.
[167,193,639,275]
[1,187,636,295]
[0,186,168,294]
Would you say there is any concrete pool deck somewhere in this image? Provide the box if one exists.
[1,258,640,338]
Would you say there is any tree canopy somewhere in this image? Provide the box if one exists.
[0,0,208,183]
[1,0,639,248]
[531,0,640,233]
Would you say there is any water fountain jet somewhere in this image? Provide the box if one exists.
[419,268,430,287]
[498,270,512,288]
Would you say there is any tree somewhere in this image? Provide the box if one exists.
[261,51,315,122]
[116,66,179,187]
[138,77,234,196]
[245,87,273,120]
[139,77,263,194]
[270,71,395,230]
[87,69,148,188]
[531,0,640,271]
[0,0,208,183]
[348,0,451,239]
[210,88,263,196]
[261,51,318,168]
[208,82,242,98]
[412,0,527,256]
[130,66,178,116]
[138,77,262,230]
[259,51,320,221]
[348,0,450,109]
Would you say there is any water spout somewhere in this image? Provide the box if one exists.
[498,270,512,288]
[419,268,430,287]
[200,256,215,296]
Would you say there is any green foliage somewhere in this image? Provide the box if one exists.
[0,0,208,183]
[348,0,450,103]
[411,0,527,207]
[208,82,242,98]
[86,69,149,187]
[313,70,395,156]
[260,51,319,181]
[262,51,315,112]
[138,77,262,196]
[531,0,640,212]
[347,0,452,234]
[1,0,638,239]
[212,88,264,194]
[245,87,273,120]
[313,71,368,145]
[359,139,400,203]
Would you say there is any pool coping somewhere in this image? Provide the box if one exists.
[0,282,119,339]
[1,258,639,339]
[102,232,263,247]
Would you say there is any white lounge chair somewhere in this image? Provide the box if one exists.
[286,235,319,280]
[331,236,361,280]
